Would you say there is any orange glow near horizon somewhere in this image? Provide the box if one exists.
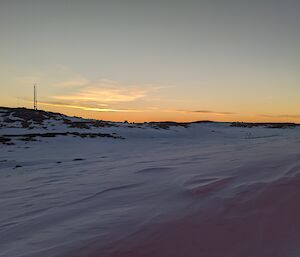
[5,100,300,124]
[2,74,300,124]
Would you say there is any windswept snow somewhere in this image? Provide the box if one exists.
[1,108,300,257]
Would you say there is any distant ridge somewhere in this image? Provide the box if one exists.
[0,106,298,128]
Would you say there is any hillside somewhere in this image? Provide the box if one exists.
[1,107,298,145]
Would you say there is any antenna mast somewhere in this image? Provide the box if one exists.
[34,84,37,110]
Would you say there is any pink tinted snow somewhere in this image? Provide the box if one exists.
[106,175,300,257]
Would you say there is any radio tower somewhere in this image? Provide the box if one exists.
[34,84,38,110]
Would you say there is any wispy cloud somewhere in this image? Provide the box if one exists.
[176,109,235,115]
[53,86,146,103]
[15,76,41,84]
[259,114,300,119]
[52,78,89,88]
[39,101,140,112]
[37,78,150,112]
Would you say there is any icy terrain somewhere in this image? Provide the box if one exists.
[1,107,300,257]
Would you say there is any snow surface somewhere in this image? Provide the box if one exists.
[1,109,300,257]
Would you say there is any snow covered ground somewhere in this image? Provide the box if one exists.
[1,108,300,257]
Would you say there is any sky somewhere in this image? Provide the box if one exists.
[0,0,299,122]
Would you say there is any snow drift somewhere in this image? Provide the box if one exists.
[1,107,300,257]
